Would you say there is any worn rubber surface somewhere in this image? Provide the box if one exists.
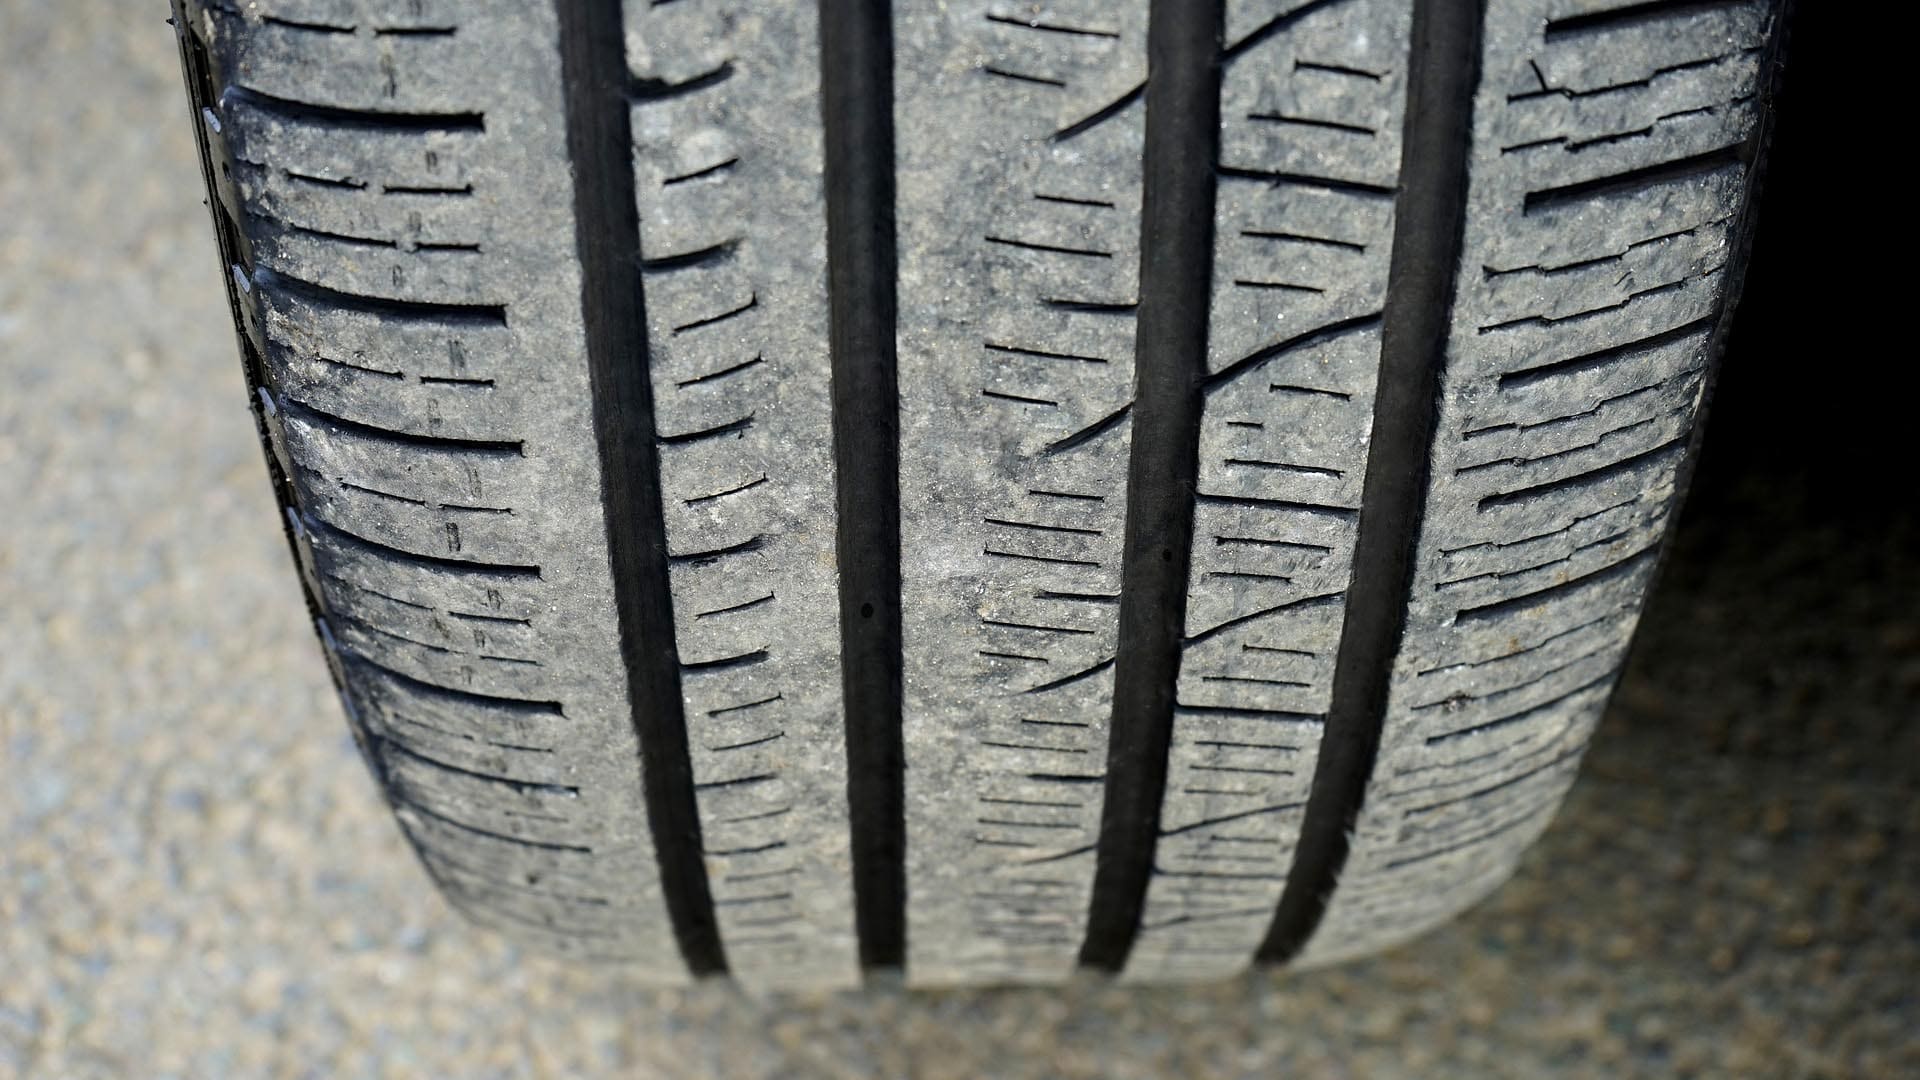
[173,0,1785,988]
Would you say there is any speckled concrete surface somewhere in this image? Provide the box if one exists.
[2,4,1914,1078]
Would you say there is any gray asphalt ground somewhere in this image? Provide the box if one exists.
[2,4,1914,1078]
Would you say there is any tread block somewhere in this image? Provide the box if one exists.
[622,0,860,989]
[185,0,689,973]
[255,285,521,442]
[1298,0,1776,966]
[899,0,1148,985]
[1125,0,1411,981]
[213,4,483,113]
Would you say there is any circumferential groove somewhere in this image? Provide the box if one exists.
[1077,0,1225,973]
[555,0,726,975]
[820,0,905,970]
[1257,0,1487,965]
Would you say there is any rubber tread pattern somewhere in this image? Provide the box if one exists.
[179,0,1784,983]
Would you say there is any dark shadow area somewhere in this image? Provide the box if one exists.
[1694,0,1882,501]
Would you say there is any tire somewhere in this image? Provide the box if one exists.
[171,0,1787,988]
